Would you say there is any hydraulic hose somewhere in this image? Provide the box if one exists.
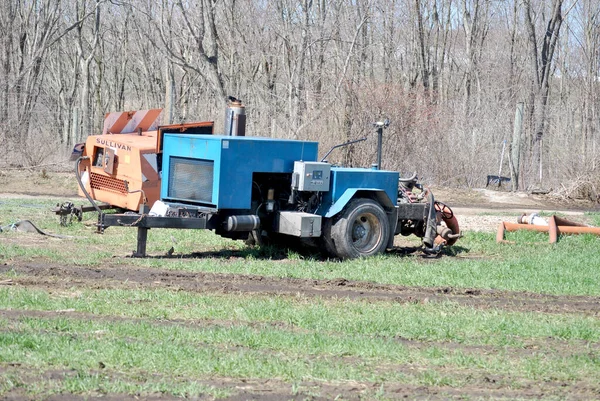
[422,190,438,251]
[75,156,103,216]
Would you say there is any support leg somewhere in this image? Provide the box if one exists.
[134,227,148,257]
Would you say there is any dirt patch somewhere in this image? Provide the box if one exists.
[433,186,597,210]
[432,187,597,232]
[3,262,599,316]
[0,169,78,198]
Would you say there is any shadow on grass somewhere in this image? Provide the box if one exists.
[133,243,470,262]
[387,244,470,259]
[129,244,329,261]
[440,245,470,257]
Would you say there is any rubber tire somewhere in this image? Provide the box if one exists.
[320,217,338,257]
[330,198,390,259]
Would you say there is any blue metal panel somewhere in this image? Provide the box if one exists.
[161,134,319,210]
[161,134,223,206]
[323,188,396,218]
[317,168,399,217]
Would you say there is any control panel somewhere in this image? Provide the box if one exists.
[292,161,331,192]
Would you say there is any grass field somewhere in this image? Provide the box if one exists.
[1,194,599,400]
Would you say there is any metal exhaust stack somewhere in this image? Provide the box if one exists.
[224,96,246,136]
[373,118,390,170]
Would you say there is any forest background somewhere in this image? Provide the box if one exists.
[1,0,598,195]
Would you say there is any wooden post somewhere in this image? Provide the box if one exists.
[510,102,523,191]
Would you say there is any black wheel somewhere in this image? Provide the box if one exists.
[320,217,338,257]
[330,198,390,259]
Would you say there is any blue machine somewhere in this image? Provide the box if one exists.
[153,133,459,259]
[160,134,318,210]
[318,167,399,218]
[99,101,459,259]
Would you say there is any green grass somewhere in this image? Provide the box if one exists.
[1,198,600,398]
[2,288,599,345]
[1,298,599,389]
[0,366,232,399]
[586,211,600,227]
[2,224,600,296]
[2,199,600,295]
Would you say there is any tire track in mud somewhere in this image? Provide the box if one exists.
[2,262,599,316]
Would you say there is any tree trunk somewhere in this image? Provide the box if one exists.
[414,0,429,94]
[524,0,563,186]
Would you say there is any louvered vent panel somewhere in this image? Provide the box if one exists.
[168,157,214,204]
[90,172,127,194]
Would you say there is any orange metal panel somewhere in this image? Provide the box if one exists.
[79,131,161,211]
[80,111,212,212]
[103,109,163,134]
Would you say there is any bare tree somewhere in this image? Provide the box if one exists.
[581,0,600,168]
[524,0,565,186]
[149,0,227,106]
[0,0,596,193]
[461,0,490,116]
[76,0,101,140]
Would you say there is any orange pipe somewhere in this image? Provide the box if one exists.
[549,216,558,244]
[502,222,549,232]
[440,215,460,246]
[553,216,587,227]
[496,222,508,243]
[434,203,460,246]
[555,226,600,235]
[497,217,600,243]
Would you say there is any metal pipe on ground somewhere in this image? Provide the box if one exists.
[497,215,600,244]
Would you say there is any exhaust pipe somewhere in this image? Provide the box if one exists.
[225,215,260,232]
[224,96,246,136]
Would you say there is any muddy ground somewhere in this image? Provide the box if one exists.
[2,262,599,317]
[2,170,600,400]
[2,262,600,400]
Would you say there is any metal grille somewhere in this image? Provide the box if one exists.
[168,157,214,204]
[90,172,127,193]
